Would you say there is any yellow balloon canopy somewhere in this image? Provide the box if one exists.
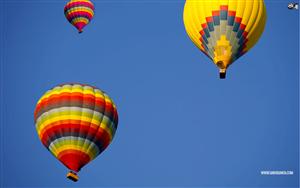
[183,0,267,78]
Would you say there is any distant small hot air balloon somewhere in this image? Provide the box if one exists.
[64,0,95,33]
[34,83,118,182]
[183,0,267,78]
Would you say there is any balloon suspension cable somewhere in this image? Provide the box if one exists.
[67,171,79,182]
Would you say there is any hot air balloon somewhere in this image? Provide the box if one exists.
[183,0,267,78]
[64,0,95,33]
[34,83,118,182]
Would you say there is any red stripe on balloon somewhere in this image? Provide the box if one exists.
[199,37,204,44]
[199,30,205,36]
[58,149,91,172]
[64,2,94,11]
[242,31,248,38]
[220,5,228,10]
[35,93,109,120]
[239,24,246,30]
[42,93,104,107]
[228,11,236,17]
[201,23,207,29]
[212,10,220,16]
[235,17,242,23]
[206,16,213,23]
[66,11,93,21]
[40,121,113,148]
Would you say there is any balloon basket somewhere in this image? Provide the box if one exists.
[67,171,79,182]
[219,69,226,79]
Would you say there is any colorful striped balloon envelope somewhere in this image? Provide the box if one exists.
[34,83,118,181]
[64,0,95,33]
[183,0,267,78]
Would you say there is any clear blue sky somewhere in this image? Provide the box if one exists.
[0,0,299,187]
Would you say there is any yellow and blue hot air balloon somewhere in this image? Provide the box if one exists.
[183,0,267,78]
[64,0,95,33]
[34,83,118,182]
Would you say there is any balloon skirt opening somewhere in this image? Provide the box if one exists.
[67,171,79,182]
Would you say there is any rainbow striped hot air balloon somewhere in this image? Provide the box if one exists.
[183,0,267,78]
[34,83,118,182]
[64,0,95,33]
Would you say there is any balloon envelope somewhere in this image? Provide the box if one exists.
[34,83,118,180]
[183,0,267,78]
[64,0,95,33]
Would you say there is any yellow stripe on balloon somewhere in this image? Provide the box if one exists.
[72,17,89,25]
[244,1,266,51]
[38,115,96,133]
[37,116,113,140]
[36,107,97,123]
[67,0,93,4]
[241,1,254,26]
[65,7,94,16]
[51,145,97,160]
[49,137,99,157]
[36,108,102,131]
[236,1,246,19]
[37,115,97,133]
[38,120,98,140]
[183,1,201,50]
[243,0,258,33]
[37,86,106,104]
[228,0,237,12]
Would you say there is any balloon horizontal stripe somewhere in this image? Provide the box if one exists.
[36,106,102,124]
[35,95,116,123]
[52,145,95,160]
[66,12,93,22]
[37,115,114,140]
[37,85,106,101]
[39,125,114,149]
[66,15,92,24]
[65,0,94,9]
[36,94,116,118]
[58,149,90,172]
[71,19,89,26]
[38,119,114,139]
[49,136,99,159]
[44,133,109,156]
[67,0,92,3]
[65,7,94,16]
[64,2,94,12]
[37,88,110,104]
[69,16,91,25]
[36,92,106,108]
[35,106,115,127]
[40,123,113,150]
[65,9,94,21]
[70,22,88,32]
